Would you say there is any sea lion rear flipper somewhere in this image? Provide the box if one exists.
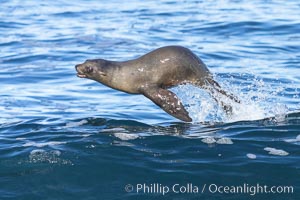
[141,87,192,122]
[202,78,240,114]
[206,78,240,103]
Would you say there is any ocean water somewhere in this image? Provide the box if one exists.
[0,0,300,199]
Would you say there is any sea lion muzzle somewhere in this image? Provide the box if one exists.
[75,64,88,78]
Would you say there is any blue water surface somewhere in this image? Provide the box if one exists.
[1,0,300,199]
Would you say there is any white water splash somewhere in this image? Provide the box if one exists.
[172,73,296,123]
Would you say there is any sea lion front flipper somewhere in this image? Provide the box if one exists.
[141,87,192,122]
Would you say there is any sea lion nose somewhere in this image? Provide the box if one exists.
[75,64,81,71]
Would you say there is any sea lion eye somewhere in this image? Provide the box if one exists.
[86,66,93,73]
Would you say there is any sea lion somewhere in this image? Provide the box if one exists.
[75,46,239,122]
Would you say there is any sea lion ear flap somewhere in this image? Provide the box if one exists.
[141,87,192,122]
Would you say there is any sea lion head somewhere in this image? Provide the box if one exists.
[75,59,110,82]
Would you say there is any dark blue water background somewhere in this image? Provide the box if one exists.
[1,0,300,199]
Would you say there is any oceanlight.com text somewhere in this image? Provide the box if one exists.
[124,183,294,196]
